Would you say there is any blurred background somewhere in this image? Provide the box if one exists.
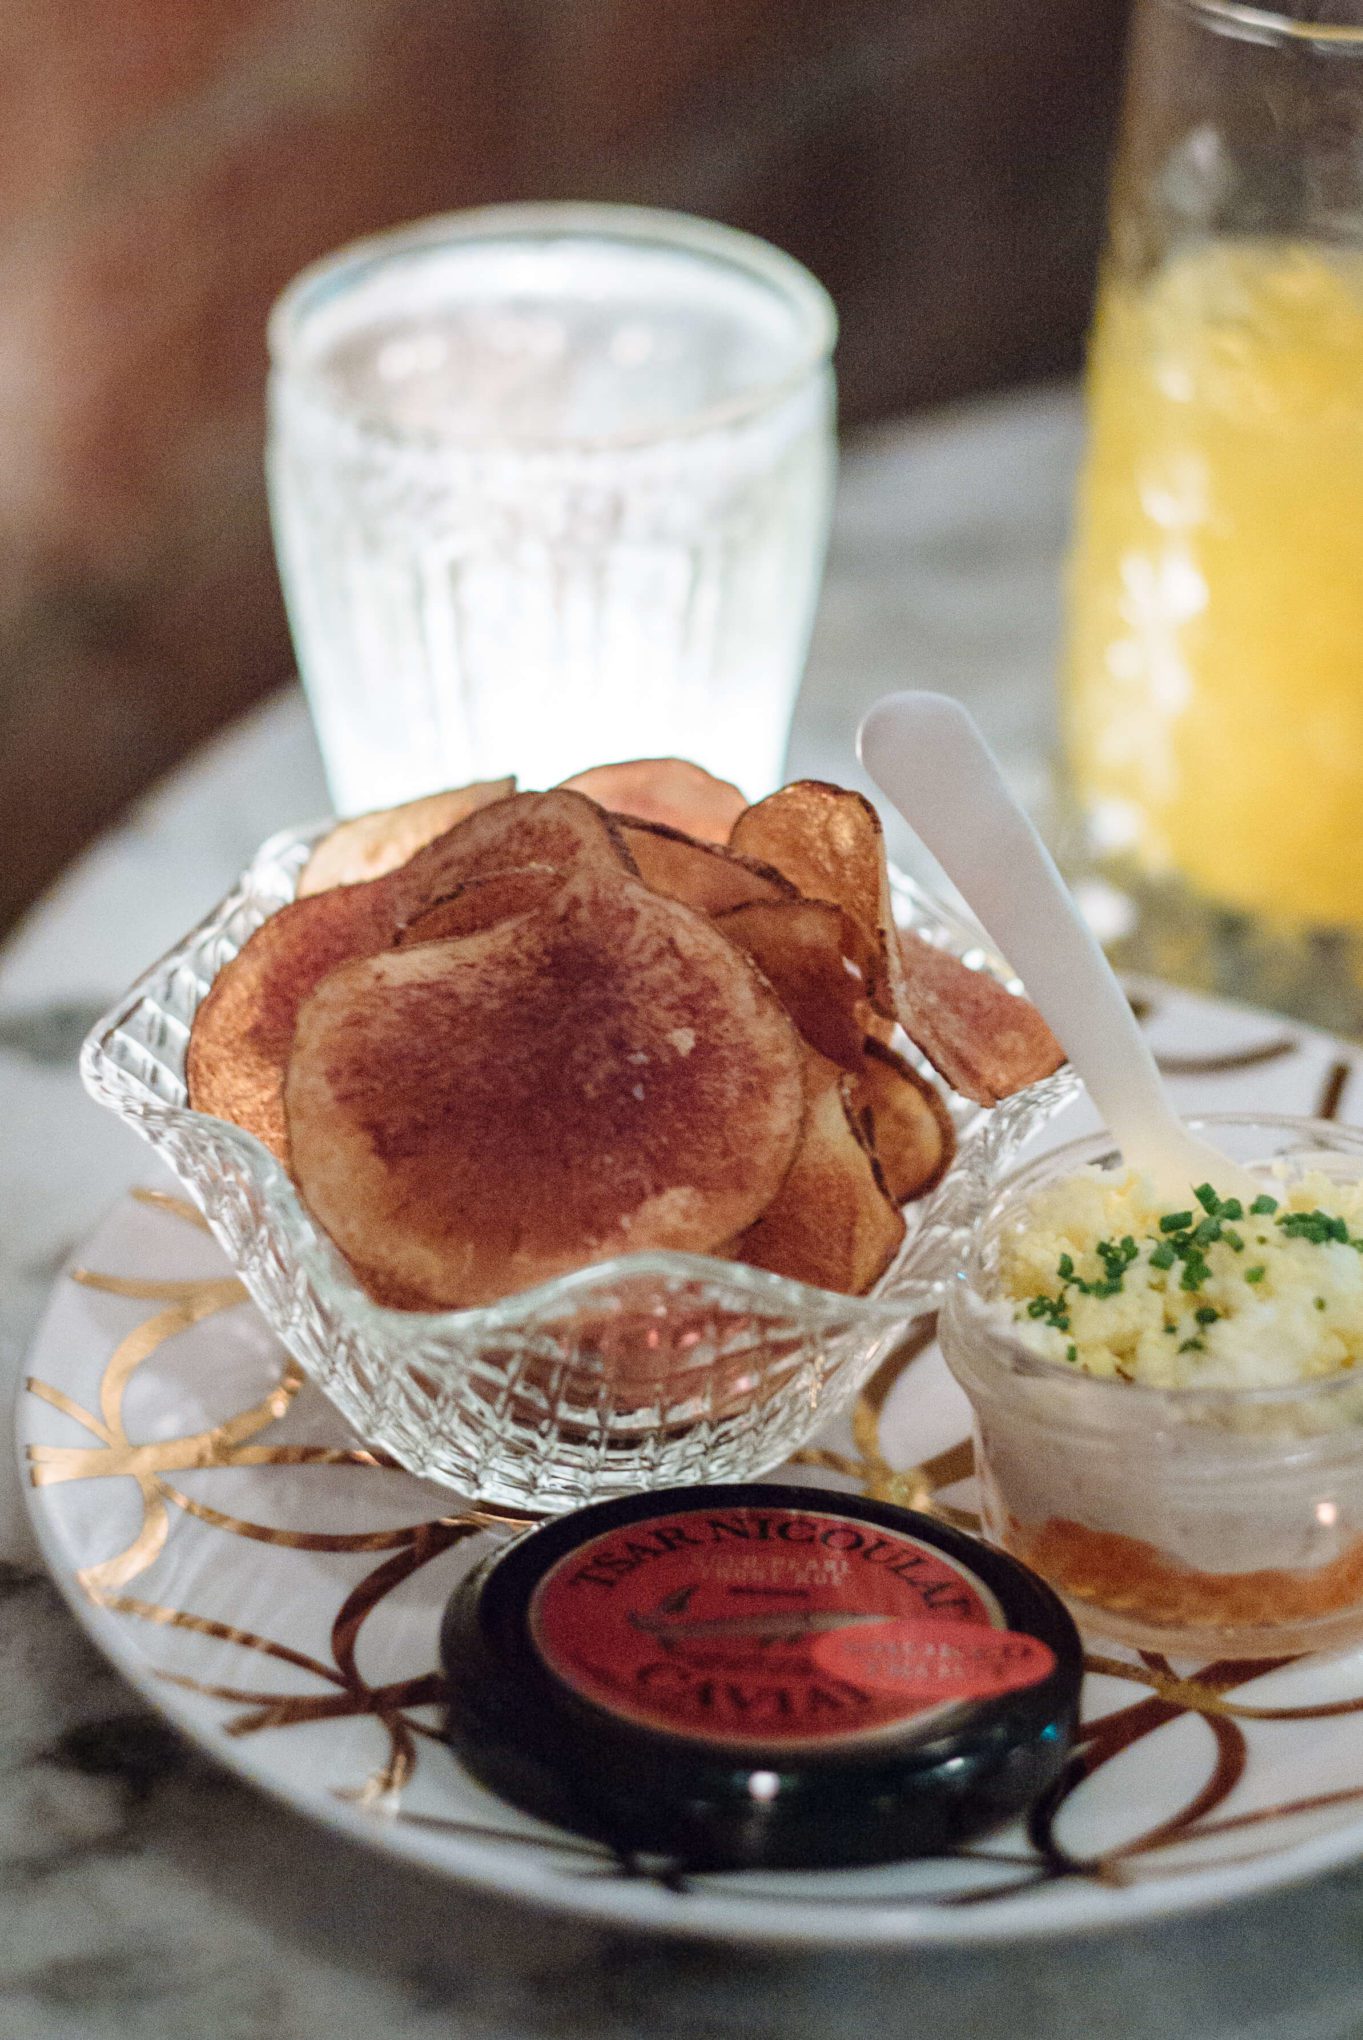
[0,0,1130,940]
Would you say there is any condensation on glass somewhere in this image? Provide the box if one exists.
[267,204,837,813]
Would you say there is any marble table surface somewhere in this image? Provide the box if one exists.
[6,383,1363,2040]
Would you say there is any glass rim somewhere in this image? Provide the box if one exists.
[1169,0,1363,50]
[266,201,839,455]
[951,1112,1363,1411]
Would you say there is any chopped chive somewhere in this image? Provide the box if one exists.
[1057,1253,1074,1281]
[1251,1194,1279,1216]
[1220,1199,1244,1223]
[1194,1183,1221,1214]
[1222,1227,1244,1251]
[1195,1305,1220,1326]
[1149,1242,1176,1270]
[1178,1337,1206,1354]
[1026,1293,1071,1332]
[1066,1343,1077,1364]
[1245,1265,1266,1283]
[1279,1210,1339,1244]
[1160,1211,1194,1233]
[1193,1216,1222,1246]
[1316,1296,1328,1311]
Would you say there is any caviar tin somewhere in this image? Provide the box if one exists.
[441,1483,1082,1870]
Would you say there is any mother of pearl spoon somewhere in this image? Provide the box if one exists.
[858,690,1258,1205]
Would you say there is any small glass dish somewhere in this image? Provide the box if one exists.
[80,822,1075,1514]
[941,1113,1363,1659]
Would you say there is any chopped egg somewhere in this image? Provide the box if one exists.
[997,1169,1363,1388]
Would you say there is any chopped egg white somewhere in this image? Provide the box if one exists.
[997,1168,1363,1388]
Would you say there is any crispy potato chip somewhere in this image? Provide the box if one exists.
[732,782,1062,1108]
[713,897,877,1072]
[285,869,806,1309]
[850,1037,954,1205]
[388,788,634,916]
[622,821,796,917]
[561,758,746,843]
[297,779,515,896]
[735,1050,905,1295]
[896,931,1064,1107]
[394,867,564,948]
[188,792,632,1166]
[729,781,903,1017]
[186,884,396,1164]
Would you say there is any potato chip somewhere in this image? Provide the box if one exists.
[713,897,876,1072]
[735,1049,905,1295]
[285,869,806,1309]
[186,884,396,1164]
[850,1037,954,1205]
[732,781,1061,1108]
[394,867,563,948]
[388,788,634,915]
[188,792,632,1166]
[728,781,903,1017]
[561,758,746,843]
[622,821,795,918]
[297,779,515,896]
[896,930,1064,1107]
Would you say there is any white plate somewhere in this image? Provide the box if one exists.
[20,976,1363,1948]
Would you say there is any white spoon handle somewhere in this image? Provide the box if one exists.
[859,691,1250,1199]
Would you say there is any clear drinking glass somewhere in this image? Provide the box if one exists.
[266,203,837,814]
[1062,2,1363,1032]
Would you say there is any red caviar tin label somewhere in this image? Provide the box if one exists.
[529,1502,1020,1749]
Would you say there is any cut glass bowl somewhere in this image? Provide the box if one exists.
[80,823,1075,1513]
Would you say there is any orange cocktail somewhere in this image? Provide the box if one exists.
[1066,239,1363,930]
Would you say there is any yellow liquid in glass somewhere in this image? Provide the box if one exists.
[1065,241,1363,928]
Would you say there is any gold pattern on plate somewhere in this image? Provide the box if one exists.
[26,1099,1363,1906]
[27,1198,529,1801]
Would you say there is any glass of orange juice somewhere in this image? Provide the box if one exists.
[1064,0,1363,1030]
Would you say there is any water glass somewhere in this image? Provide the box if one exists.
[266,203,837,814]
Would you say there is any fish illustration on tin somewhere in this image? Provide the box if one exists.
[628,1584,890,1648]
